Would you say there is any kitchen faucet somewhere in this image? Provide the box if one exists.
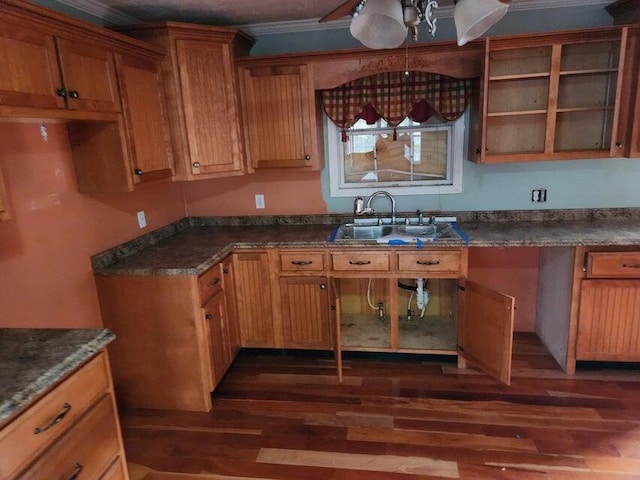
[354,191,397,224]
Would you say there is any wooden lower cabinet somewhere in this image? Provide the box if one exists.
[576,251,640,361]
[233,252,276,347]
[204,288,234,387]
[95,257,239,412]
[280,276,331,349]
[0,351,129,480]
[222,255,241,356]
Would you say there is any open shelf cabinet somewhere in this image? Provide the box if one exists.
[473,27,633,163]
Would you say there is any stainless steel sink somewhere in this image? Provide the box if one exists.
[333,223,393,240]
[331,221,459,242]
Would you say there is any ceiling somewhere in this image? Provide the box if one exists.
[54,0,614,31]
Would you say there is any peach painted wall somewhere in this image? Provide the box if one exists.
[0,122,186,328]
[467,247,539,332]
[183,169,327,216]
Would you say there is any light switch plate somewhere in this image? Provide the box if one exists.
[255,194,265,209]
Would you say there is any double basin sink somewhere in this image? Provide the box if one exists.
[331,219,461,244]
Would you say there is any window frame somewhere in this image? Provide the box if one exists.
[326,113,465,197]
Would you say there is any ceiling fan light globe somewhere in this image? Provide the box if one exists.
[350,0,408,49]
[454,0,509,46]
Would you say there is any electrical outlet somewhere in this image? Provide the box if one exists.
[255,194,265,209]
[531,189,547,203]
[137,211,147,228]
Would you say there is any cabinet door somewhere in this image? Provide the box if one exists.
[459,280,515,385]
[0,22,64,109]
[176,39,244,176]
[240,64,318,169]
[222,256,241,357]
[576,279,640,361]
[280,276,331,349]
[116,54,173,184]
[233,252,275,347]
[330,277,343,383]
[204,289,232,387]
[56,38,120,113]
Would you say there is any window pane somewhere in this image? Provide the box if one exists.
[343,129,448,185]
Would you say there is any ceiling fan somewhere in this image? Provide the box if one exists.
[319,0,511,49]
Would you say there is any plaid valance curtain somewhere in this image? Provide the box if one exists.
[321,71,473,141]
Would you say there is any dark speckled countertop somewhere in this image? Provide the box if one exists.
[0,328,115,427]
[92,210,640,276]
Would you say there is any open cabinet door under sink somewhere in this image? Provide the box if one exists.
[458,280,516,385]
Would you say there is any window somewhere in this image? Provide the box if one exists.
[326,112,465,197]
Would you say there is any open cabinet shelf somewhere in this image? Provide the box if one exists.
[474,28,629,163]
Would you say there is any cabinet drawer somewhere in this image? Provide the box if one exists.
[0,352,110,480]
[398,250,464,275]
[331,252,390,272]
[198,264,223,303]
[587,252,640,278]
[100,457,127,480]
[19,395,120,480]
[279,251,325,272]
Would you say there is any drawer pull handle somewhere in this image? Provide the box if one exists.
[207,277,220,287]
[68,463,83,480]
[349,260,371,266]
[34,402,71,434]
[622,263,640,269]
[416,260,441,266]
[291,260,312,265]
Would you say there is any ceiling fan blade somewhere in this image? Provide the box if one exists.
[319,0,362,22]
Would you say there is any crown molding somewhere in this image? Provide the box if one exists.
[51,0,141,25]
[51,0,613,33]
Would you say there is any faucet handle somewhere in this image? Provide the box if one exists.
[354,197,365,215]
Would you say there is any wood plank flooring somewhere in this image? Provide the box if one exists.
[121,334,640,480]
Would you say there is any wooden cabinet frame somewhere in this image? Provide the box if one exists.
[472,27,634,163]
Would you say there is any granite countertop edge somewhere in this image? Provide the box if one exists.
[0,329,115,427]
[92,210,640,277]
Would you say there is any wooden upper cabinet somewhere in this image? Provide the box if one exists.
[473,27,630,163]
[55,38,120,113]
[0,20,120,114]
[0,21,63,109]
[117,23,254,181]
[115,53,173,184]
[622,26,640,158]
[238,63,321,170]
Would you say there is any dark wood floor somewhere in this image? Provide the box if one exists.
[121,333,640,480]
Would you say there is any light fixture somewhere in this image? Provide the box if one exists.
[350,0,438,50]
[454,0,510,46]
[343,0,510,50]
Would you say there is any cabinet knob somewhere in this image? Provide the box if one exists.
[320,283,326,290]
[304,154,311,161]
[205,313,213,320]
[55,88,67,98]
[134,168,143,176]
[476,148,481,155]
[192,162,200,168]
[616,141,622,147]
[68,90,79,99]
[223,268,229,274]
